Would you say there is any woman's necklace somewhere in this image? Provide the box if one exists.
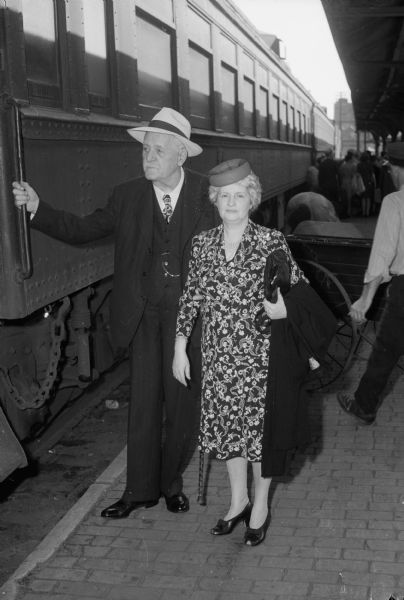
[223,231,244,260]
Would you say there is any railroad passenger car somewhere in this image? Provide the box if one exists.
[0,0,334,479]
[313,102,336,155]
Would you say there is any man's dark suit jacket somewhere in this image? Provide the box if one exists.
[32,169,219,350]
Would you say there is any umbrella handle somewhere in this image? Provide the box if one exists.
[197,449,207,505]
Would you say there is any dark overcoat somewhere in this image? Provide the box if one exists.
[262,280,337,477]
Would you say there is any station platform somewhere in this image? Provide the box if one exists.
[1,349,403,600]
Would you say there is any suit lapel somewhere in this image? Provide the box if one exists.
[136,180,154,249]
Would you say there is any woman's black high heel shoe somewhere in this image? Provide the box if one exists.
[244,513,270,546]
[210,502,252,536]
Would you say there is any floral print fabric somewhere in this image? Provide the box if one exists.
[176,221,305,461]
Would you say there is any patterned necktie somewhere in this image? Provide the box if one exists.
[162,194,173,223]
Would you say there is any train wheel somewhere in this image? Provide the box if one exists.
[298,259,359,391]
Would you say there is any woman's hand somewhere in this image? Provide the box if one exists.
[263,288,287,320]
[172,336,191,386]
[12,181,40,214]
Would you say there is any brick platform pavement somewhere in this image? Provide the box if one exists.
[1,350,404,600]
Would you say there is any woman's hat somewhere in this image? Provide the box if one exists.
[209,158,251,186]
[127,107,202,157]
[386,142,404,167]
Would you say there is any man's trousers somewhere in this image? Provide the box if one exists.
[122,302,200,501]
[356,275,404,414]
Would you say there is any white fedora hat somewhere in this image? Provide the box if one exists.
[127,107,202,157]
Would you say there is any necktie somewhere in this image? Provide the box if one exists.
[162,194,173,223]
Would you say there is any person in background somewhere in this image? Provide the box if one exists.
[338,141,404,424]
[371,153,382,215]
[318,149,340,216]
[379,150,396,200]
[305,156,320,192]
[338,149,359,218]
[357,151,376,217]
[13,107,219,519]
[173,159,335,546]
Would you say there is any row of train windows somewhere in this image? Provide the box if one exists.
[21,0,308,143]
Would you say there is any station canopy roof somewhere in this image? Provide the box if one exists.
[321,0,404,139]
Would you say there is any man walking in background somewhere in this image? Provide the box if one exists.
[338,142,404,424]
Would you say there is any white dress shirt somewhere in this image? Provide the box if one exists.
[364,184,404,283]
[153,168,184,217]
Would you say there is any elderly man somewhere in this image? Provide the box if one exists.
[318,149,340,214]
[338,141,404,425]
[13,107,219,517]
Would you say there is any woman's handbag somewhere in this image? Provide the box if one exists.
[255,248,291,333]
[263,248,291,302]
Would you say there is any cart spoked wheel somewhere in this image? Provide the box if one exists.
[298,259,360,391]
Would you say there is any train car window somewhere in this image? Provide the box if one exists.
[188,7,211,49]
[136,0,174,24]
[188,44,212,130]
[136,14,174,115]
[22,0,60,104]
[242,52,254,79]
[257,86,269,138]
[220,63,237,133]
[281,100,288,141]
[243,77,255,136]
[289,106,296,142]
[297,110,302,143]
[220,34,237,67]
[83,0,110,109]
[257,64,269,88]
[302,113,307,144]
[270,94,280,140]
[257,64,269,138]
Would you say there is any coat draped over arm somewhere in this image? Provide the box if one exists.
[262,280,337,477]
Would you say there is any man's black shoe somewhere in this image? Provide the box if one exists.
[164,492,189,513]
[100,498,158,519]
[337,393,376,425]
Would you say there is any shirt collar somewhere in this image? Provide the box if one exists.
[153,168,184,206]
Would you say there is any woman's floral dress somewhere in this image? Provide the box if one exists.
[176,221,305,461]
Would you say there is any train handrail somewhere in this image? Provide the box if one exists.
[12,102,33,281]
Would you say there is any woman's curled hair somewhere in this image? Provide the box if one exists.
[209,172,262,212]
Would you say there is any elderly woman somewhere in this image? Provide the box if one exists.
[172,159,308,546]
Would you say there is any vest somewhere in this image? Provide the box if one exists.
[143,195,183,306]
